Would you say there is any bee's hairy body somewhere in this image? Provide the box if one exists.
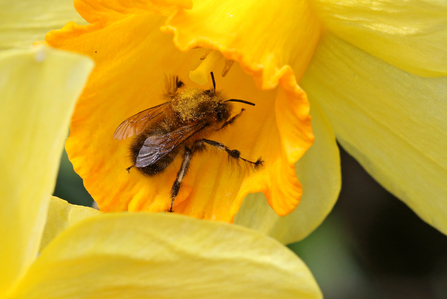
[114,73,262,212]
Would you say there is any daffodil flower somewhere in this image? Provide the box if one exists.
[45,0,447,244]
[44,0,323,228]
[1,45,321,298]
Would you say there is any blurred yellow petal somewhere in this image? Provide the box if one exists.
[235,97,340,244]
[0,45,93,295]
[310,0,447,77]
[12,214,322,299]
[0,0,86,49]
[46,0,316,220]
[301,32,447,235]
[39,197,100,252]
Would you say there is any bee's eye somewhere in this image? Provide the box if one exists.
[204,89,213,96]
[216,104,228,121]
[216,110,223,120]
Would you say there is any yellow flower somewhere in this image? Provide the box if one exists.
[1,45,321,298]
[46,0,447,243]
[45,0,317,224]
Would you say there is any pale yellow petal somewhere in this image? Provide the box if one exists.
[309,0,447,77]
[235,98,340,244]
[39,197,100,252]
[0,46,93,295]
[0,0,86,50]
[12,213,322,299]
[301,33,447,236]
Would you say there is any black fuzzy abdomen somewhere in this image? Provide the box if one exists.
[129,127,181,176]
[137,150,179,176]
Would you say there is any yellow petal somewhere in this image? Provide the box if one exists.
[163,0,321,87]
[235,98,341,244]
[0,0,86,50]
[46,1,315,220]
[0,46,93,295]
[310,0,447,77]
[74,0,192,21]
[12,213,322,299]
[301,32,447,236]
[39,197,100,252]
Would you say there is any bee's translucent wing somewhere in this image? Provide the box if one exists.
[135,122,204,167]
[113,101,170,140]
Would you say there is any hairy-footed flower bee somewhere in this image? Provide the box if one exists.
[114,72,263,212]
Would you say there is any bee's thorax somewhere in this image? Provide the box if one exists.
[171,88,228,123]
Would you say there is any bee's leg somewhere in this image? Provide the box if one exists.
[126,165,134,173]
[218,109,245,131]
[165,75,184,98]
[170,147,193,212]
[201,139,263,168]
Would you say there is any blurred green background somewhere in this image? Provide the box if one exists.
[54,146,447,299]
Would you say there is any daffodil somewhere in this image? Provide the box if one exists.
[1,44,321,298]
[45,0,447,244]
[44,0,323,227]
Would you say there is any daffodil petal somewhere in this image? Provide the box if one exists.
[301,33,447,236]
[0,0,86,50]
[235,98,340,244]
[310,0,447,77]
[12,214,322,299]
[0,46,93,294]
[162,0,321,87]
[39,197,100,252]
[74,0,192,21]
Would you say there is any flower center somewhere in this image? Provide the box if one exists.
[189,50,234,85]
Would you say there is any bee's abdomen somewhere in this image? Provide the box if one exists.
[129,127,180,176]
[136,151,178,176]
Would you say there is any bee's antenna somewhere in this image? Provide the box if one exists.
[225,99,255,106]
[210,72,216,91]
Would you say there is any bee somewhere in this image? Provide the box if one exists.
[113,72,263,212]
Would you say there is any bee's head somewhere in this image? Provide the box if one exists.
[204,89,215,97]
[215,101,232,122]
[216,99,256,122]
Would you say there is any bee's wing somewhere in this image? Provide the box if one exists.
[113,101,170,140]
[135,122,205,167]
